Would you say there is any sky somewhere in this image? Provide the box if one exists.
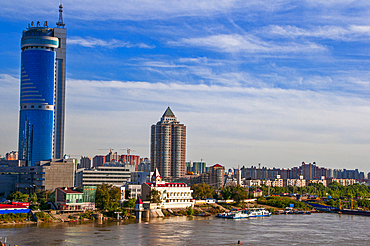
[1,0,370,172]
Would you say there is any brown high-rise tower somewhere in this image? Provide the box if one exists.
[150,107,186,179]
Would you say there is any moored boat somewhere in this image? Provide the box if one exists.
[216,210,249,219]
[246,207,271,217]
[340,209,370,216]
[0,204,30,214]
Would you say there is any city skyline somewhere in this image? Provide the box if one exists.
[1,1,370,171]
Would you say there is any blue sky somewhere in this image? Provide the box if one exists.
[1,0,370,172]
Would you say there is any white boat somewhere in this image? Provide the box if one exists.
[229,210,249,219]
[246,207,271,217]
[216,210,249,219]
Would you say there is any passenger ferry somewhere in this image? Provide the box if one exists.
[216,209,250,219]
[246,207,271,217]
[216,210,249,219]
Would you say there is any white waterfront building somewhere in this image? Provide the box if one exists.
[141,168,194,209]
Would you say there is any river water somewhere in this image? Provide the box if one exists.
[1,213,370,245]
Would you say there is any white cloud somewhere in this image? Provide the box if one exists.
[1,73,370,170]
[62,77,370,169]
[68,36,155,49]
[261,25,370,41]
[169,34,327,54]
[0,0,288,21]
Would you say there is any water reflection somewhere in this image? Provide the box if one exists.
[1,214,370,245]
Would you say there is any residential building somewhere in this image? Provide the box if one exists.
[243,179,261,187]
[80,156,92,169]
[252,188,263,197]
[141,169,194,209]
[93,155,105,167]
[209,164,225,189]
[326,178,357,186]
[105,150,119,162]
[150,107,186,179]
[283,179,306,187]
[262,178,284,187]
[18,5,67,166]
[192,162,207,174]
[138,158,150,172]
[189,164,225,189]
[120,154,140,170]
[6,151,18,161]
[309,179,327,187]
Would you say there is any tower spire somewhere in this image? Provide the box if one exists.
[56,4,65,28]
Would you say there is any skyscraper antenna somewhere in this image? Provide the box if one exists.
[56,4,65,28]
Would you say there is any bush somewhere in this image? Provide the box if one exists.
[187,207,194,216]
[0,213,32,222]
[34,211,51,222]
[258,197,309,210]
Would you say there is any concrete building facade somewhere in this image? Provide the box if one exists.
[150,107,186,179]
[0,159,74,197]
[75,162,135,187]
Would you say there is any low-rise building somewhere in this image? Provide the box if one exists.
[0,159,75,197]
[53,186,96,211]
[54,187,84,211]
[243,179,261,187]
[309,179,327,187]
[75,162,135,187]
[326,178,357,186]
[120,184,141,200]
[141,169,194,209]
[262,178,283,187]
[120,171,153,201]
[189,164,225,189]
[284,179,306,187]
[252,188,263,197]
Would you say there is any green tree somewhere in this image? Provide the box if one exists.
[230,185,249,203]
[191,183,216,199]
[147,189,162,203]
[7,191,29,202]
[125,189,131,199]
[95,184,121,210]
[221,186,232,200]
[187,206,194,216]
[123,198,137,208]
[30,193,37,204]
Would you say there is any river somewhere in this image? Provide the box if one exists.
[1,213,370,245]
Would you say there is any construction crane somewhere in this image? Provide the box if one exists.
[119,148,137,164]
[120,148,136,155]
[98,148,114,152]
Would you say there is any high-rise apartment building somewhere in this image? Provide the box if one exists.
[80,156,92,169]
[150,107,186,179]
[93,155,105,168]
[18,5,66,166]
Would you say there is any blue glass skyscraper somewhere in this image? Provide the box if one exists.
[18,6,66,166]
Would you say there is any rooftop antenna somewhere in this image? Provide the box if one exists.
[56,4,65,28]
